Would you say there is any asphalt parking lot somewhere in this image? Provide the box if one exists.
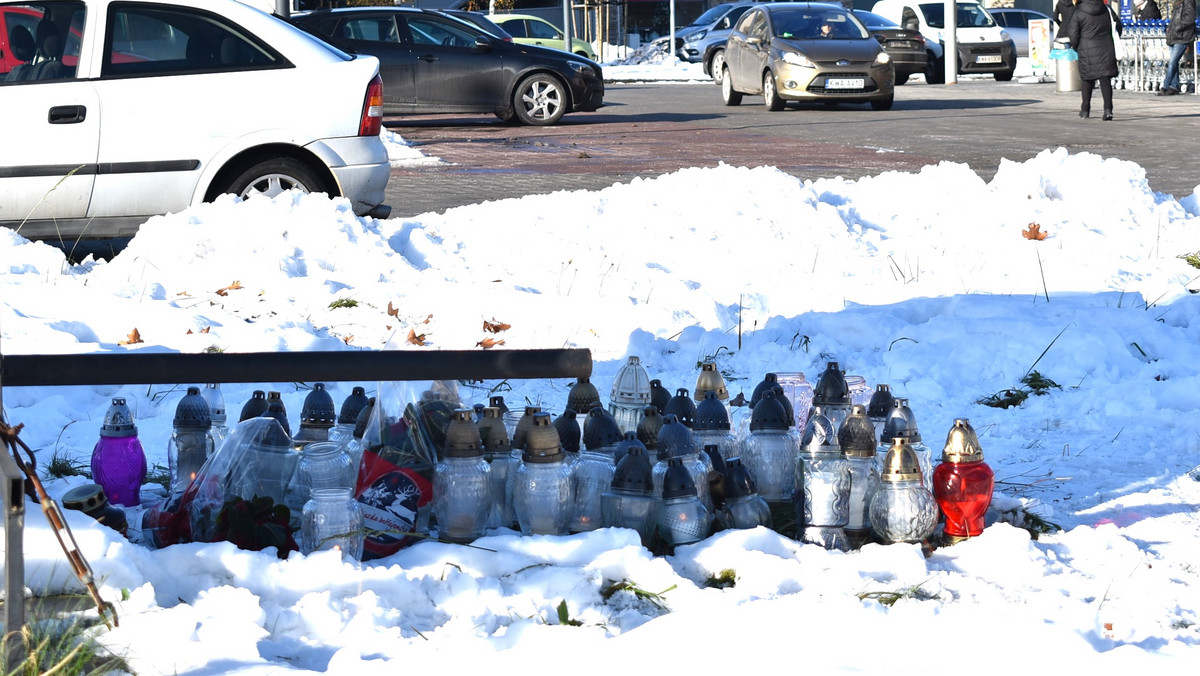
[383,77,1200,218]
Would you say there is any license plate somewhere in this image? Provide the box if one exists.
[826,78,864,89]
[976,55,1002,64]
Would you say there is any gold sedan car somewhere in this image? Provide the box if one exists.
[721,3,895,111]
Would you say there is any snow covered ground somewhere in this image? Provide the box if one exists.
[2,75,1200,672]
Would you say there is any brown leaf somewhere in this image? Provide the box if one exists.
[476,337,505,349]
[387,301,399,318]
[216,280,243,296]
[186,329,193,335]
[482,318,511,333]
[342,334,354,345]
[1022,223,1048,241]
[118,328,143,346]
[421,313,433,324]
[200,326,210,334]
[407,328,427,346]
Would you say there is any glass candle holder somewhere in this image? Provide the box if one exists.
[932,419,995,542]
[90,397,147,508]
[839,405,881,546]
[797,410,851,551]
[512,413,574,536]
[871,438,938,544]
[774,372,815,433]
[741,391,799,503]
[656,458,710,547]
[609,356,652,434]
[301,488,364,560]
[601,444,658,545]
[167,387,214,498]
[569,449,615,532]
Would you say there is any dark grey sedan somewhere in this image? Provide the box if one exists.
[292,7,603,125]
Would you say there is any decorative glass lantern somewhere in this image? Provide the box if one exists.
[609,356,651,434]
[774,372,815,432]
[90,397,147,508]
[554,408,582,459]
[614,431,642,466]
[636,405,665,454]
[718,457,771,530]
[663,388,698,428]
[201,384,228,450]
[330,386,369,448]
[567,378,602,422]
[229,416,297,507]
[511,405,542,452]
[294,383,336,448]
[933,419,995,543]
[845,375,872,408]
[694,391,738,463]
[740,390,799,503]
[344,396,374,476]
[511,413,574,536]
[568,445,615,533]
[167,386,215,498]
[811,361,852,431]
[582,407,623,454]
[866,384,895,442]
[601,444,658,545]
[838,405,881,548]
[656,457,711,548]
[733,372,781,444]
[876,398,933,489]
[649,379,672,417]
[264,391,291,436]
[796,408,851,551]
[870,438,938,545]
[239,389,268,422]
[652,414,712,511]
[301,488,364,560]
[693,360,730,405]
[298,440,357,497]
[433,410,492,543]
[478,406,515,530]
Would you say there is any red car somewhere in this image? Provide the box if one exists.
[0,5,41,75]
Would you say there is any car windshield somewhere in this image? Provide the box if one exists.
[919,3,997,29]
[688,3,735,27]
[772,8,868,40]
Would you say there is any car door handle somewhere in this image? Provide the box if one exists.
[48,105,86,124]
[418,54,438,62]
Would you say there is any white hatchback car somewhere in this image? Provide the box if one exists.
[0,0,391,242]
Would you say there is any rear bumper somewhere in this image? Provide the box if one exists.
[306,136,391,217]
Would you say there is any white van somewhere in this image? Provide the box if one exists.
[871,0,1017,83]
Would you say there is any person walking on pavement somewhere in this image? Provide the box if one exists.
[1068,0,1123,119]
[1134,0,1163,21]
[1158,0,1196,95]
[1055,0,1079,39]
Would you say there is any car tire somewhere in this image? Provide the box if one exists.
[221,157,328,202]
[895,72,910,86]
[994,68,1014,82]
[514,73,567,126]
[763,70,784,111]
[924,53,945,85]
[870,94,894,111]
[575,51,590,58]
[721,66,742,106]
[710,49,726,85]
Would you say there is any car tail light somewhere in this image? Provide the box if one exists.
[359,74,383,137]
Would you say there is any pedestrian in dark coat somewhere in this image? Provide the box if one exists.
[1157,0,1196,94]
[1134,0,1163,20]
[1055,0,1078,39]
[1067,0,1122,119]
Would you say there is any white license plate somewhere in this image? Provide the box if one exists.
[976,55,1002,64]
[826,78,864,89]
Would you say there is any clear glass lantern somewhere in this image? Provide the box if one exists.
[866,384,895,444]
[238,389,268,422]
[651,414,712,511]
[649,379,672,417]
[432,410,492,543]
[90,397,147,508]
[582,407,623,454]
[201,383,228,450]
[569,447,615,533]
[167,386,215,498]
[567,378,602,423]
[932,419,994,543]
[298,440,357,497]
[811,361,853,431]
[838,405,881,548]
[870,438,938,545]
[718,457,771,530]
[301,488,364,560]
[264,390,291,437]
[656,457,711,547]
[608,356,651,434]
[796,408,851,552]
[330,386,369,448]
[876,397,933,489]
[553,408,582,457]
[663,388,698,428]
[740,390,799,503]
[293,383,336,448]
[478,406,515,530]
[694,391,738,462]
[601,444,658,545]
[511,413,574,536]
[774,372,815,433]
[845,375,872,408]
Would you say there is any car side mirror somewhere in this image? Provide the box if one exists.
[474,36,492,51]
[876,34,885,43]
[747,36,762,45]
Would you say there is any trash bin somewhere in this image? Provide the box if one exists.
[1050,40,1080,92]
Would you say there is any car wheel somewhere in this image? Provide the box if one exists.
[495,108,518,124]
[721,66,742,106]
[895,72,910,86]
[514,74,567,126]
[763,70,784,111]
[870,94,894,111]
[575,51,590,58]
[994,68,1014,82]
[222,157,327,202]
[710,49,726,85]
[924,53,945,85]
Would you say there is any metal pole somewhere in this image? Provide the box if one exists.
[669,0,676,67]
[1,450,25,675]
[275,0,289,19]
[0,348,593,387]
[564,0,572,55]
[945,0,958,84]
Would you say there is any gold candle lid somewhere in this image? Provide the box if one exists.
[942,418,984,463]
[694,361,730,402]
[880,438,922,482]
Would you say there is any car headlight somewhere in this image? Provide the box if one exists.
[685,30,706,42]
[999,29,1011,41]
[875,51,891,65]
[567,61,596,77]
[781,51,815,68]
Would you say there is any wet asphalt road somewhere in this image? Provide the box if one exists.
[383,77,1200,218]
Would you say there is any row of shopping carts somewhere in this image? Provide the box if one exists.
[1115,20,1198,93]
